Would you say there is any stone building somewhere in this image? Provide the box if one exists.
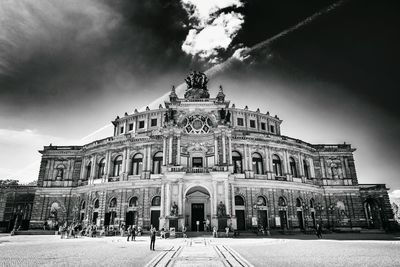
[27,71,394,232]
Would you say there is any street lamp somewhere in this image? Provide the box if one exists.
[316,203,324,225]
[302,203,309,230]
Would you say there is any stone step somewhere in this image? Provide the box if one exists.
[14,230,57,235]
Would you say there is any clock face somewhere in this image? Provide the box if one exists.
[182,115,213,134]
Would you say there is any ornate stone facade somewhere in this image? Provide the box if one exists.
[26,72,395,232]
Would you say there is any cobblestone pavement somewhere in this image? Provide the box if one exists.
[1,234,400,267]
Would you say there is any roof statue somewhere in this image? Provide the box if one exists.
[184,71,210,99]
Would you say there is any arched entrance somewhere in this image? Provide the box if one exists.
[185,185,211,231]
[364,198,382,229]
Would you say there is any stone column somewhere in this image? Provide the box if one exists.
[105,151,112,180]
[214,136,219,165]
[168,136,173,165]
[124,148,130,174]
[320,158,326,178]
[160,183,165,217]
[341,157,347,178]
[90,155,97,179]
[222,132,226,164]
[166,183,171,217]
[122,148,128,173]
[124,120,128,134]
[80,157,86,180]
[243,144,248,170]
[310,158,315,178]
[142,145,148,172]
[248,145,253,171]
[178,182,183,215]
[283,150,289,175]
[228,134,233,165]
[147,145,152,171]
[212,181,217,217]
[298,152,304,177]
[231,184,236,216]
[264,147,270,174]
[177,135,181,165]
[224,180,230,216]
[162,136,167,166]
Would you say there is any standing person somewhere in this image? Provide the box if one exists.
[213,226,217,238]
[182,225,187,238]
[150,225,156,251]
[225,226,229,237]
[127,225,133,242]
[317,224,323,239]
[132,225,137,241]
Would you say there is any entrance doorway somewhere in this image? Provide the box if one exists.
[279,210,288,229]
[126,211,137,226]
[192,157,203,168]
[191,203,204,231]
[297,211,304,229]
[236,210,246,230]
[151,210,160,230]
[258,210,268,229]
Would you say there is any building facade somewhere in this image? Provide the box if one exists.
[27,71,394,232]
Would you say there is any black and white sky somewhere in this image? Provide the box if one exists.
[1,0,399,198]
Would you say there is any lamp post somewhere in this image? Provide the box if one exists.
[316,203,324,226]
[328,204,335,231]
[302,203,309,230]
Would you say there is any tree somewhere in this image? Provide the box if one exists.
[392,202,400,223]
[0,179,19,188]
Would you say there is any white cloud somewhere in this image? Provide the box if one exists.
[181,0,244,63]
[232,46,250,61]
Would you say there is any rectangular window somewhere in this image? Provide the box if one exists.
[237,118,244,126]
[250,120,256,128]
[128,123,133,131]
[270,125,275,133]
[120,126,124,134]
[139,120,145,129]
[151,118,157,127]
[261,122,266,130]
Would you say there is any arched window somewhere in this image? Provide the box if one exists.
[97,158,105,179]
[232,151,243,174]
[289,157,298,177]
[309,198,315,209]
[94,199,100,209]
[86,162,92,179]
[81,201,86,210]
[252,153,263,174]
[303,159,310,179]
[132,153,143,175]
[151,196,161,206]
[272,155,282,176]
[296,198,302,207]
[129,197,138,207]
[257,196,267,206]
[235,195,245,206]
[278,197,287,207]
[109,197,117,208]
[113,156,123,177]
[152,152,163,174]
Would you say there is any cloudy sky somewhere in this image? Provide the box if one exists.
[1,0,399,198]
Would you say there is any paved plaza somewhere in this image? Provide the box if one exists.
[0,234,400,266]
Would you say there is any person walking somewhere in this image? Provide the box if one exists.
[317,224,323,239]
[150,225,156,251]
[132,225,137,241]
[182,225,187,238]
[225,226,229,237]
[213,226,218,238]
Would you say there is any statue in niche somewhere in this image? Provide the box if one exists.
[330,163,339,179]
[170,202,178,216]
[217,201,226,217]
[56,167,64,180]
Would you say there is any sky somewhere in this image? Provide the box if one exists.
[0,0,399,200]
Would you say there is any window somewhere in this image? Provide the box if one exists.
[97,158,105,179]
[235,196,245,206]
[303,159,310,179]
[94,199,99,209]
[81,201,86,210]
[132,153,143,175]
[120,126,124,134]
[139,121,145,129]
[261,122,266,130]
[129,197,138,207]
[128,123,134,131]
[309,198,315,209]
[182,115,213,134]
[252,153,263,174]
[151,118,157,127]
[151,196,161,206]
[152,152,163,174]
[249,120,256,128]
[272,154,282,176]
[86,162,92,179]
[237,118,244,126]
[270,125,275,133]
[289,157,298,177]
[55,165,64,180]
[278,197,287,207]
[296,198,302,207]
[113,156,123,177]
[257,196,267,206]
[232,151,243,174]
[109,198,117,208]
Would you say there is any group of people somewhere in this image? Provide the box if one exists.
[58,222,98,239]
